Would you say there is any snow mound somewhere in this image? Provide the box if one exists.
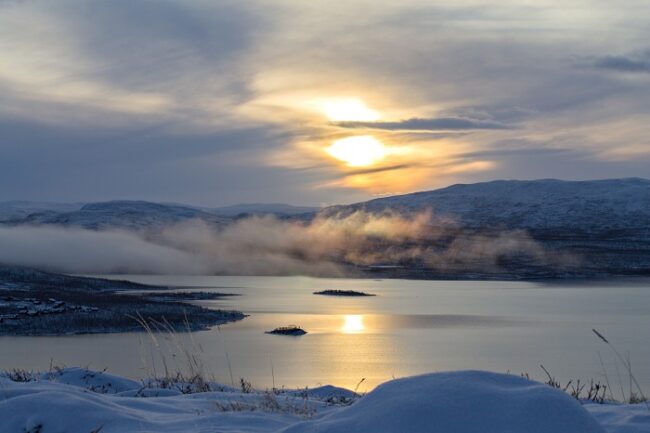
[281,371,606,433]
[0,379,306,433]
[37,367,141,394]
[586,402,650,433]
[3,368,644,433]
[286,384,358,405]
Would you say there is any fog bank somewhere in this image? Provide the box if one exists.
[0,211,564,276]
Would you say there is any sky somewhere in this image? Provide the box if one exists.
[1,0,649,207]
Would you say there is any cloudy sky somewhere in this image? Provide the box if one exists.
[1,0,649,206]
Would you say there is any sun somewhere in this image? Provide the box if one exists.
[320,98,380,122]
[342,315,365,333]
[326,136,388,167]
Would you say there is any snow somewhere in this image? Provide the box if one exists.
[0,200,317,229]
[586,402,650,433]
[4,179,650,232]
[324,178,650,231]
[281,371,606,433]
[3,200,230,230]
[212,203,319,217]
[4,179,650,234]
[0,201,82,223]
[1,368,646,433]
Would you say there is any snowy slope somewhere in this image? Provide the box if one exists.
[212,203,319,217]
[2,368,646,433]
[0,201,82,223]
[6,179,650,232]
[0,201,318,229]
[11,200,230,230]
[323,178,650,231]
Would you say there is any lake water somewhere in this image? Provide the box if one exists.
[2,275,650,394]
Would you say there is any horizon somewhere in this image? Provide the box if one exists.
[2,176,649,208]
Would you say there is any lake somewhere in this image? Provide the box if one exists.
[2,275,650,394]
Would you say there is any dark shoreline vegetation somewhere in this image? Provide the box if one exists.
[313,289,375,297]
[265,325,307,336]
[0,266,245,336]
[139,291,239,302]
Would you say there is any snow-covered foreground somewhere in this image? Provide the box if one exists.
[1,368,648,433]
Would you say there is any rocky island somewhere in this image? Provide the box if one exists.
[313,290,376,297]
[265,325,307,336]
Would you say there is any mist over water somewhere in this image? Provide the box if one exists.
[0,211,566,275]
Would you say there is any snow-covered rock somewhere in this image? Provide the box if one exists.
[3,369,645,433]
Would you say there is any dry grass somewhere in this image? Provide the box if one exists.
[592,329,649,406]
[131,313,226,394]
[521,330,650,406]
[532,365,608,403]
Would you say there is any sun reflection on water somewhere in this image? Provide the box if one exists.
[342,315,365,333]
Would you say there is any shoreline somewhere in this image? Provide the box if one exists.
[0,266,245,337]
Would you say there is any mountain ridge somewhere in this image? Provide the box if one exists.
[322,178,650,232]
[3,178,650,232]
[1,178,650,278]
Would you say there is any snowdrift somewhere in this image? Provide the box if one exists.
[282,371,606,433]
[0,368,646,433]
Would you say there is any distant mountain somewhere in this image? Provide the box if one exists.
[4,179,650,234]
[3,180,650,278]
[0,201,83,223]
[320,178,650,278]
[212,203,319,217]
[323,178,650,232]
[4,200,229,230]
[0,200,317,230]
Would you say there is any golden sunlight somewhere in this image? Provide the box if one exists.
[321,98,380,122]
[342,315,365,333]
[326,136,387,167]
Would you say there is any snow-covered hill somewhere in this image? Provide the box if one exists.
[0,200,318,229]
[5,179,650,232]
[323,178,650,232]
[2,179,650,278]
[0,201,82,223]
[212,203,319,217]
[8,200,229,230]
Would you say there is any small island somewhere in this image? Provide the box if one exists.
[265,325,307,336]
[313,289,376,297]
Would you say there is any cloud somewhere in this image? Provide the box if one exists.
[1,1,650,204]
[0,0,262,126]
[334,117,510,131]
[0,211,570,276]
[591,53,650,74]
